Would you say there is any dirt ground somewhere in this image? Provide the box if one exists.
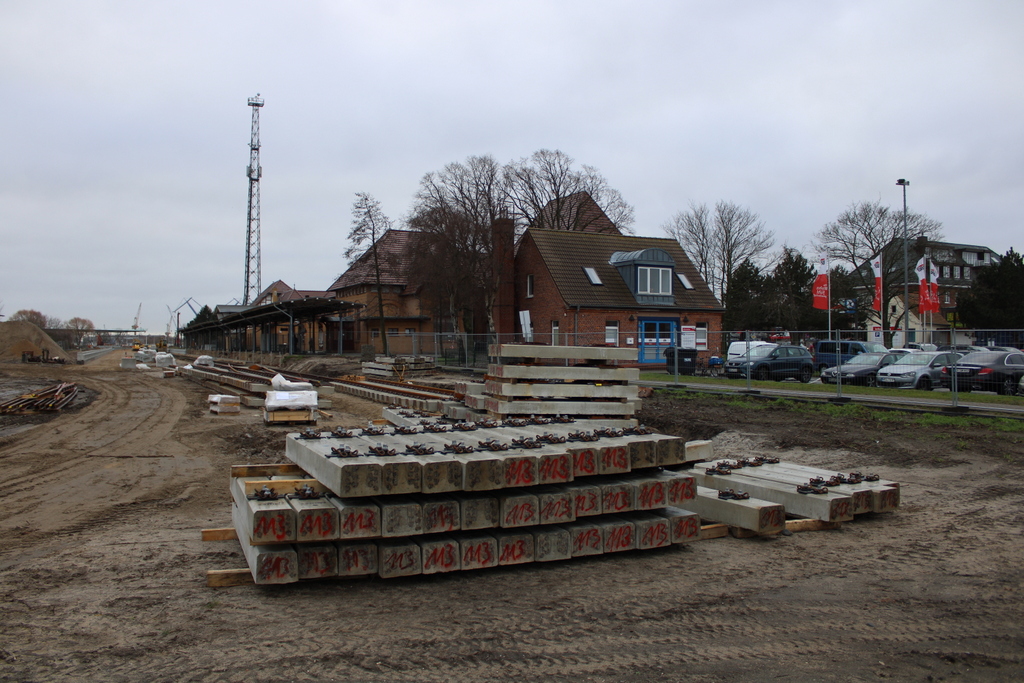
[1,352,1023,682]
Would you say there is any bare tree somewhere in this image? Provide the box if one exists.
[9,309,50,329]
[410,155,511,335]
[66,317,95,347]
[814,200,943,331]
[663,200,774,301]
[504,149,634,233]
[346,192,394,355]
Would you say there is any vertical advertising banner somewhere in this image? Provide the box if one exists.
[812,254,830,310]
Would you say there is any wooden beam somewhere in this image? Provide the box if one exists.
[206,568,254,588]
[201,527,237,541]
[230,463,306,478]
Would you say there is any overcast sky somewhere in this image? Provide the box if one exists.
[2,1,1021,332]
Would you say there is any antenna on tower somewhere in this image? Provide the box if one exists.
[243,93,264,305]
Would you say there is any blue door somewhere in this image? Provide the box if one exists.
[638,319,678,363]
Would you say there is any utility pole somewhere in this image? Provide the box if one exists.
[897,179,910,346]
[243,94,264,305]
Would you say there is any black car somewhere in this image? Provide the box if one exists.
[941,351,1024,395]
[820,352,902,386]
[723,344,814,383]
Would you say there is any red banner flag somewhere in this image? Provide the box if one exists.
[915,257,929,314]
[871,255,883,312]
[813,254,830,310]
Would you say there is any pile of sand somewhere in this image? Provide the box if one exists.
[0,321,69,362]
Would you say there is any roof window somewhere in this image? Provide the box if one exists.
[676,272,695,290]
[583,267,603,285]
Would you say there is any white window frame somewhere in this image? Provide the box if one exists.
[551,321,560,346]
[583,267,603,285]
[676,272,695,290]
[605,321,619,345]
[695,322,708,350]
[952,266,961,279]
[526,274,534,298]
[638,266,672,295]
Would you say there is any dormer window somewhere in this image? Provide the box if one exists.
[638,266,672,295]
[583,267,603,285]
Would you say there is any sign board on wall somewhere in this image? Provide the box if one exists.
[679,326,697,350]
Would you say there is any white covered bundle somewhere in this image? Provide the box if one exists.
[270,373,314,391]
[154,352,176,367]
[264,390,318,411]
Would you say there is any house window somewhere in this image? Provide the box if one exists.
[676,272,695,290]
[526,274,534,298]
[942,266,951,278]
[605,321,619,345]
[963,266,971,279]
[388,327,398,334]
[371,329,380,339]
[583,267,603,285]
[551,321,560,346]
[952,266,960,279]
[944,292,951,304]
[696,322,708,350]
[638,266,672,295]
[405,328,415,335]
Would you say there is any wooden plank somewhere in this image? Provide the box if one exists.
[206,568,254,587]
[230,463,305,478]
[786,518,842,532]
[201,527,237,541]
[700,523,730,540]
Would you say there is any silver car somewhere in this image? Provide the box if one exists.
[874,352,961,390]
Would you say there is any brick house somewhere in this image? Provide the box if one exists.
[514,228,724,364]
[326,230,435,354]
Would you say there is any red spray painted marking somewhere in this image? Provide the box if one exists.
[299,512,335,538]
[424,544,457,570]
[463,542,494,567]
[254,513,289,541]
[256,554,291,581]
[573,449,596,476]
[425,505,458,531]
[341,547,373,572]
[300,549,334,577]
[341,511,376,534]
[573,528,601,552]
[668,477,695,503]
[539,455,570,482]
[574,490,599,515]
[603,490,631,512]
[759,507,784,530]
[832,500,851,521]
[638,482,666,509]
[541,498,572,521]
[383,549,416,572]
[641,522,670,548]
[606,525,633,551]
[600,446,628,471]
[504,502,536,526]
[675,516,699,540]
[499,539,527,563]
[505,459,535,486]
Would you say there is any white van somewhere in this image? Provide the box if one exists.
[726,340,775,360]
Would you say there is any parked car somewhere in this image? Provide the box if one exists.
[938,344,986,354]
[875,352,962,390]
[812,340,889,373]
[984,346,1020,352]
[904,342,938,352]
[888,348,915,356]
[723,344,814,382]
[820,352,903,386]
[725,340,775,360]
[940,351,1024,395]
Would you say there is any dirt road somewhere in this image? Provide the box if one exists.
[1,354,1022,682]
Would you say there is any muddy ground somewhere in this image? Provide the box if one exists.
[1,352,1023,682]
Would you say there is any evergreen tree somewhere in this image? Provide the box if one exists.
[958,248,1024,329]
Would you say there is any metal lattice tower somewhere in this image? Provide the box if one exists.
[242,94,264,305]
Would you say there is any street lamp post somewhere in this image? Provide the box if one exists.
[897,179,910,346]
